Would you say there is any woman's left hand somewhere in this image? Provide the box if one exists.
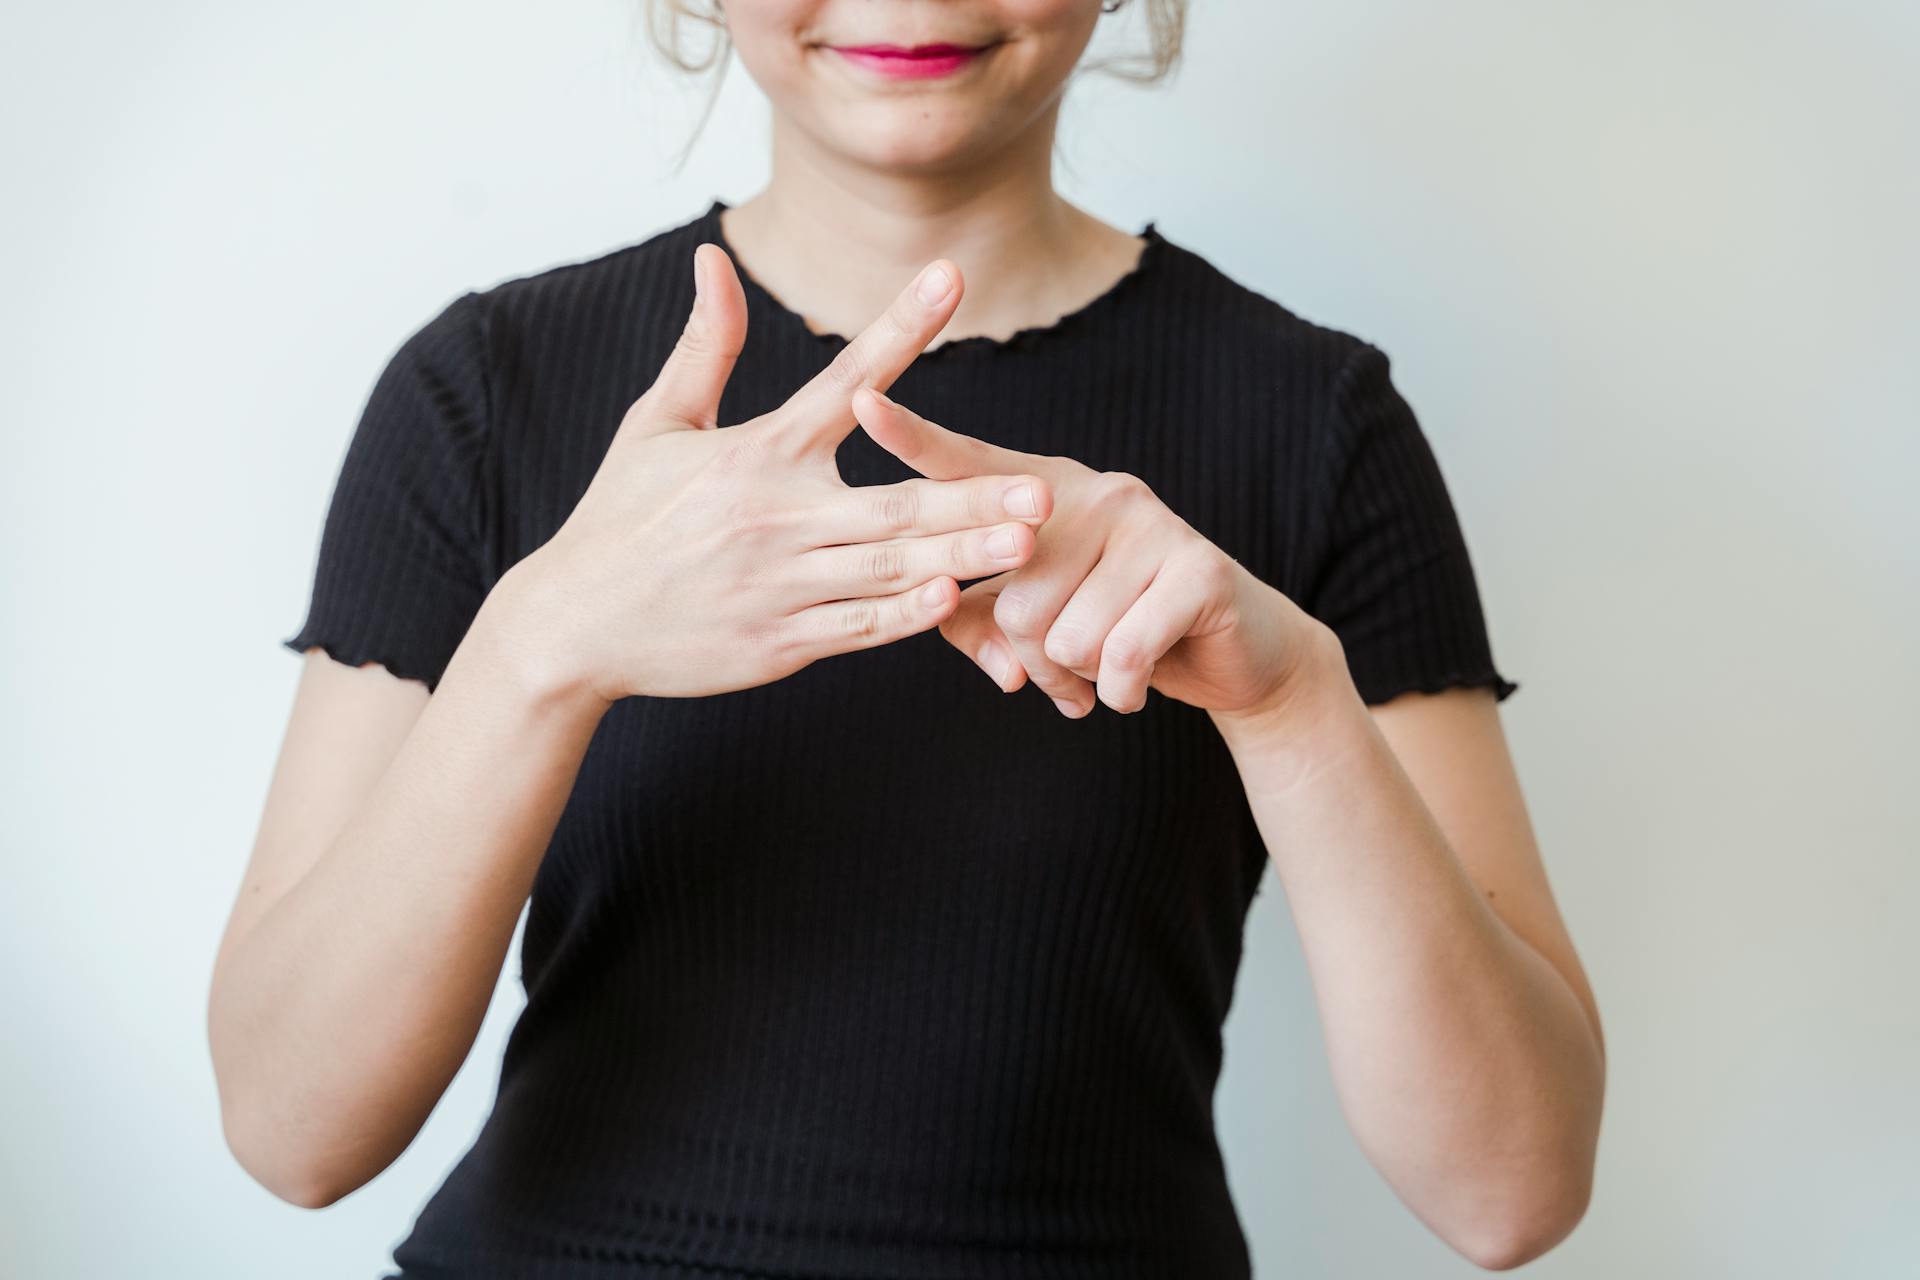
[851,387,1339,722]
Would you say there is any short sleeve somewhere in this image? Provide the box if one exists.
[1300,341,1520,705]
[281,290,494,693]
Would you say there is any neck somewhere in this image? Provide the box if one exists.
[719,109,1144,347]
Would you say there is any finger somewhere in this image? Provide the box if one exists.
[631,243,748,435]
[793,521,1037,602]
[992,536,1104,717]
[1096,564,1209,714]
[761,259,963,457]
[808,472,1052,546]
[851,385,1023,482]
[939,578,1030,693]
[780,574,959,666]
[1042,550,1159,685]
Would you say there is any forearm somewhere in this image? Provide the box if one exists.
[209,567,609,1206]
[1211,629,1603,1268]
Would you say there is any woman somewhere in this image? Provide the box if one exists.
[210,1,1606,1274]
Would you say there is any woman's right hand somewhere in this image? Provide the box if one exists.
[498,241,1054,708]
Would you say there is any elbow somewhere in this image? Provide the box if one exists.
[1449,1042,1606,1270]
[266,1172,355,1212]
[1453,1170,1594,1272]
[208,984,372,1210]
[212,1047,381,1211]
[219,1098,365,1210]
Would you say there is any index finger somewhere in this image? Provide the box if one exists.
[759,258,962,457]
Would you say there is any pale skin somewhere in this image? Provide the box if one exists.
[211,0,1605,1270]
[210,245,1055,1205]
[853,387,1607,1270]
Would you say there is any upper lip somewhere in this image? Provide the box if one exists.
[830,42,995,56]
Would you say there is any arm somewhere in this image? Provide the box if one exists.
[209,573,607,1208]
[212,247,1047,1208]
[845,328,1591,1265]
[1211,625,1605,1271]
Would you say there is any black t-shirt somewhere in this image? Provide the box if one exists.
[283,199,1517,1279]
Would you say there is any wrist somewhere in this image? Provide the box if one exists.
[1209,621,1367,757]
[462,560,614,726]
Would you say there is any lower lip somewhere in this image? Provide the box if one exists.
[830,46,991,80]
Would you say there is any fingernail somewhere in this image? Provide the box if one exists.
[987,526,1019,559]
[921,579,947,608]
[1051,695,1082,718]
[692,249,704,302]
[914,262,952,306]
[979,641,1011,688]
[1003,482,1036,518]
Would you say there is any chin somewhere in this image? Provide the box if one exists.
[811,101,1009,173]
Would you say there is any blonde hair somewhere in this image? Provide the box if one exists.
[643,0,1187,170]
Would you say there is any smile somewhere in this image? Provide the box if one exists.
[828,42,998,80]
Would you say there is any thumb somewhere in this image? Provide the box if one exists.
[630,243,748,435]
[850,386,1009,481]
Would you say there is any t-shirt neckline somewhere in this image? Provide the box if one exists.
[698,198,1165,359]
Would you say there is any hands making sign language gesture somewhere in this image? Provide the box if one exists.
[507,244,1055,708]
[852,383,1331,726]
[509,242,1332,726]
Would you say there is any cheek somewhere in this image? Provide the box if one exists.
[722,9,806,89]
[720,0,822,92]
[998,0,1103,59]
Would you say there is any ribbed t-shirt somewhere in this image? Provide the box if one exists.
[282,198,1519,1279]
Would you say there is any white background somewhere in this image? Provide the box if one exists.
[4,1,1916,1275]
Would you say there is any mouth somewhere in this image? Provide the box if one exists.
[826,41,1001,81]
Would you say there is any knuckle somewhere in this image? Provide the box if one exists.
[948,532,976,574]
[735,502,787,541]
[743,614,790,660]
[674,319,714,358]
[715,433,762,473]
[825,342,872,392]
[1092,469,1151,514]
[783,614,824,659]
[1190,546,1236,593]
[1102,634,1146,672]
[993,587,1042,639]
[721,485,779,537]
[1036,676,1079,704]
[861,541,908,586]
[883,298,916,343]
[843,599,883,641]
[1044,626,1090,669]
[875,484,919,534]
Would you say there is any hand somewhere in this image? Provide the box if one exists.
[850,386,1334,721]
[502,246,1056,707]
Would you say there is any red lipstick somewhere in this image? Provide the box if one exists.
[829,42,994,80]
